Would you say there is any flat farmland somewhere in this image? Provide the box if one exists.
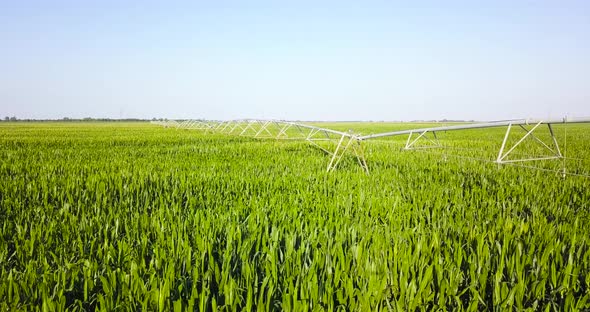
[1,122,589,311]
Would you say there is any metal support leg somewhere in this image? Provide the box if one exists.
[405,131,428,150]
[229,122,241,134]
[518,124,559,156]
[307,128,320,140]
[261,122,275,137]
[351,139,369,174]
[239,123,254,136]
[497,124,512,163]
[547,123,562,157]
[220,121,231,132]
[431,131,441,146]
[404,130,441,150]
[405,131,413,149]
[327,135,347,172]
[497,121,548,163]
[326,135,360,172]
[254,121,271,137]
[276,124,292,139]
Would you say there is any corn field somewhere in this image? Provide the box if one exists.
[1,122,589,311]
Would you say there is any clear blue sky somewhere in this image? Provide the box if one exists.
[1,1,589,121]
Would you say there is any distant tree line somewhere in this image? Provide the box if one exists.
[2,116,163,122]
[3,117,479,123]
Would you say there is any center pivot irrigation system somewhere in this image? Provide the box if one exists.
[152,117,590,176]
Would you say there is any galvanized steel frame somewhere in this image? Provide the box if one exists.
[151,116,590,174]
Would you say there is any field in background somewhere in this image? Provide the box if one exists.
[1,122,589,310]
